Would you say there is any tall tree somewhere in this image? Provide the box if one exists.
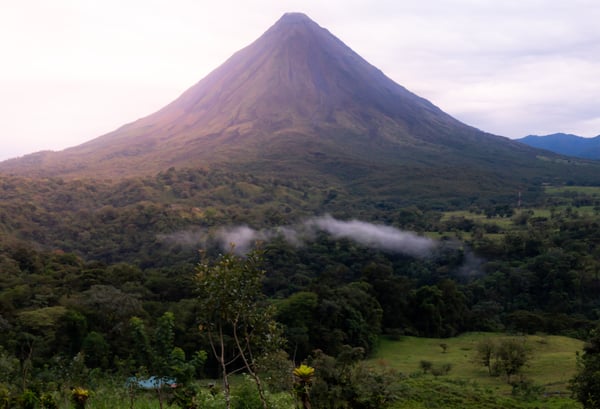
[195,249,283,409]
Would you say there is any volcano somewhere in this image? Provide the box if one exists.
[1,13,597,199]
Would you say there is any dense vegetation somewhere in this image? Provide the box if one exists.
[1,168,600,407]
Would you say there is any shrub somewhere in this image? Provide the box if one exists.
[39,392,58,409]
[419,360,432,374]
[430,363,452,378]
[169,384,200,409]
[19,389,37,409]
[232,377,263,409]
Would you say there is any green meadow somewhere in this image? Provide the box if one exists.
[369,332,584,408]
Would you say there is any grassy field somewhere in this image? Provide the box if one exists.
[435,202,599,244]
[544,186,600,195]
[440,210,515,226]
[387,377,582,409]
[367,332,586,408]
[371,333,583,392]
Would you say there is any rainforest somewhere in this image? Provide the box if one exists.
[1,169,600,408]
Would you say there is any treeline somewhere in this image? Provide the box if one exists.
[266,211,600,351]
[2,205,600,375]
[0,168,546,267]
[0,168,332,267]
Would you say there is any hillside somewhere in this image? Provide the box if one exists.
[1,13,599,204]
[518,133,600,160]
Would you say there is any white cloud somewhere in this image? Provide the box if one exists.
[209,215,436,257]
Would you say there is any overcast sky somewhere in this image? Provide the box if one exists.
[1,0,599,161]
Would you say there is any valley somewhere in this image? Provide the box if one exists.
[0,172,598,407]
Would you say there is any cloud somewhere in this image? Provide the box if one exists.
[213,215,435,257]
[159,215,435,257]
[216,225,270,255]
[306,215,435,257]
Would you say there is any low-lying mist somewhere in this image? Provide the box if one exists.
[160,215,436,258]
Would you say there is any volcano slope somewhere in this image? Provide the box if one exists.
[1,12,598,205]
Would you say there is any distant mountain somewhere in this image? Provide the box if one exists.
[517,133,600,160]
[1,12,599,203]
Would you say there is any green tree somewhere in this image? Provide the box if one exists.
[154,312,176,376]
[410,286,443,337]
[475,337,531,382]
[54,309,88,358]
[309,346,402,409]
[571,330,600,408]
[494,338,531,383]
[129,317,152,371]
[313,282,382,355]
[76,285,143,335]
[128,312,205,409]
[505,310,545,335]
[81,331,110,369]
[475,338,496,376]
[195,250,283,409]
[275,291,319,360]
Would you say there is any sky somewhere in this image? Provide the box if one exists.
[1,0,599,161]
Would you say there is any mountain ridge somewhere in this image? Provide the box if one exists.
[517,133,600,160]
